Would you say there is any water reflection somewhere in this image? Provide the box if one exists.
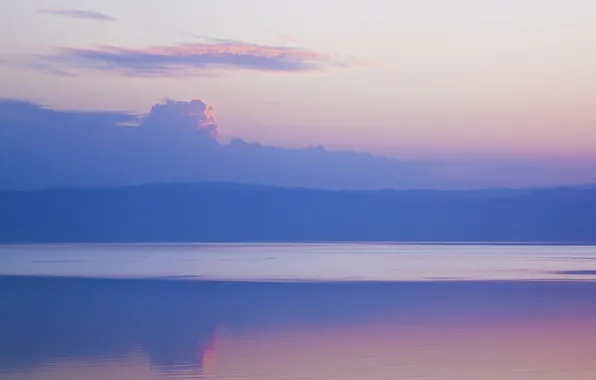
[1,276,596,379]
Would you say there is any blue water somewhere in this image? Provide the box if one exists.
[0,243,595,281]
[1,243,596,380]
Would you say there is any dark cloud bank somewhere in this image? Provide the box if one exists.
[1,98,594,190]
[0,99,446,190]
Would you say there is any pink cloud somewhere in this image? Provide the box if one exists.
[40,41,352,76]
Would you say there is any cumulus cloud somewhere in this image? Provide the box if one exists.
[35,41,350,76]
[36,8,117,21]
[141,99,219,138]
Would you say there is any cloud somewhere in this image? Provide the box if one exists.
[140,99,219,138]
[35,41,351,76]
[36,8,116,21]
[0,99,137,125]
[3,99,591,190]
[0,99,436,189]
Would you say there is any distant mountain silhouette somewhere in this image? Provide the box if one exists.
[1,182,595,243]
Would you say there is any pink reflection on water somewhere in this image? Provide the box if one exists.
[209,316,596,380]
[199,326,221,377]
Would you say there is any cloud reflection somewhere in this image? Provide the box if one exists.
[1,277,596,379]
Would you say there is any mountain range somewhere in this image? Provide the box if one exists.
[1,182,595,243]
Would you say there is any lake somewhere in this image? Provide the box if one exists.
[1,243,596,379]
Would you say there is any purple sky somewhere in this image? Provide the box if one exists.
[1,0,596,188]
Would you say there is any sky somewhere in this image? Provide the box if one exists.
[1,0,596,188]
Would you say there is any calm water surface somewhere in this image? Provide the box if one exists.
[1,243,595,380]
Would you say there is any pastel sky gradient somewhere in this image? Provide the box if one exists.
[2,0,596,163]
